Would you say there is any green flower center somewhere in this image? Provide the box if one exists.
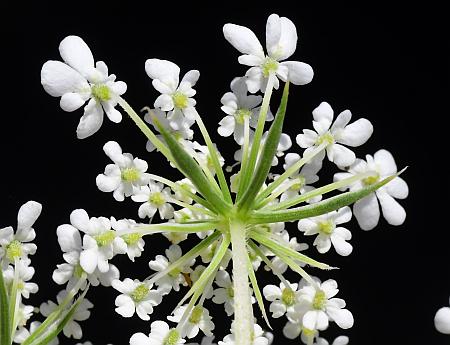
[302,327,316,338]
[312,290,327,310]
[316,132,334,145]
[363,172,380,186]
[149,192,166,206]
[121,168,140,182]
[6,240,22,261]
[262,57,279,77]
[94,230,116,247]
[91,84,111,102]
[121,233,142,245]
[235,108,252,125]
[291,175,306,191]
[163,329,181,345]
[172,91,188,109]
[131,284,149,302]
[189,305,203,324]
[281,287,296,306]
[318,220,335,235]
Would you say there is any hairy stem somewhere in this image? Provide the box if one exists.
[230,221,253,345]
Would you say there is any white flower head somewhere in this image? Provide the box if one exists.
[296,102,374,167]
[14,321,59,345]
[112,278,163,320]
[435,296,450,334]
[40,290,93,339]
[70,209,126,274]
[218,77,273,144]
[148,244,194,293]
[223,14,313,93]
[96,141,151,201]
[14,304,35,343]
[297,279,354,331]
[111,217,145,261]
[334,149,408,230]
[143,107,195,152]
[53,219,120,289]
[130,320,186,345]
[168,305,215,338]
[0,201,41,266]
[145,58,199,123]
[298,207,353,256]
[132,180,175,220]
[263,281,300,318]
[41,36,127,138]
[3,258,38,298]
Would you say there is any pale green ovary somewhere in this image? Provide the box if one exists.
[318,220,335,235]
[149,191,166,206]
[122,233,142,245]
[281,287,296,306]
[189,305,204,324]
[234,108,252,125]
[316,132,334,146]
[94,230,116,247]
[91,84,111,102]
[172,91,189,109]
[163,329,181,345]
[363,172,380,186]
[312,290,327,310]
[262,57,279,77]
[131,284,149,302]
[6,240,23,261]
[121,168,141,182]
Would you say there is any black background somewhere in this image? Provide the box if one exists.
[2,2,449,345]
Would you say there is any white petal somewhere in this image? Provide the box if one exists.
[377,190,406,226]
[354,194,380,230]
[145,59,180,89]
[217,116,235,137]
[385,177,409,199]
[262,285,281,301]
[331,110,352,131]
[312,102,334,124]
[96,174,121,192]
[374,149,397,175]
[130,333,151,345]
[41,61,88,97]
[60,92,86,112]
[331,233,353,256]
[334,206,352,224]
[56,224,81,252]
[80,249,98,274]
[271,16,297,60]
[338,118,373,147]
[280,61,313,85]
[103,141,124,164]
[154,94,174,111]
[17,201,42,231]
[76,99,104,139]
[283,321,301,339]
[327,307,354,329]
[181,70,200,86]
[70,209,90,232]
[296,130,318,148]
[223,24,264,58]
[333,336,350,345]
[435,306,450,334]
[327,144,356,167]
[59,36,94,78]
[238,54,264,66]
[266,14,282,58]
[103,102,122,123]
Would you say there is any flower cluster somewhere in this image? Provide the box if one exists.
[1,11,412,345]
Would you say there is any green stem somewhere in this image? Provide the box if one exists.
[9,258,20,339]
[134,221,218,235]
[229,221,253,345]
[236,116,251,200]
[0,267,11,345]
[237,73,275,202]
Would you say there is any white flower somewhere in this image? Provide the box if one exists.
[130,320,186,345]
[112,278,163,320]
[40,290,93,339]
[223,14,313,93]
[219,324,268,345]
[96,141,151,201]
[132,180,175,220]
[148,244,194,293]
[41,36,127,139]
[297,279,354,331]
[0,201,41,266]
[212,270,255,316]
[145,59,199,123]
[296,102,373,167]
[173,179,197,204]
[143,108,194,152]
[3,258,38,298]
[263,281,300,318]
[53,219,119,289]
[298,207,353,256]
[276,152,322,204]
[185,142,225,176]
[334,149,409,230]
[435,296,450,334]
[111,217,145,261]
[70,209,126,274]
[168,305,215,338]
[218,77,273,144]
[14,304,35,344]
